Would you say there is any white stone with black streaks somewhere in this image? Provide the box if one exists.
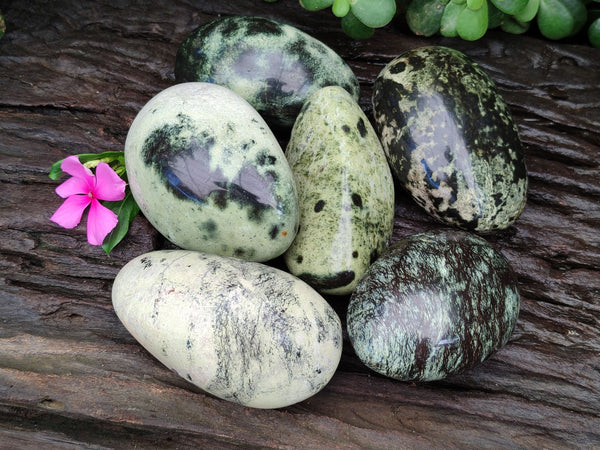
[284,86,395,295]
[372,46,528,231]
[347,230,520,382]
[112,250,343,409]
[125,82,299,262]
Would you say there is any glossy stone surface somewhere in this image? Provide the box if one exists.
[124,82,298,262]
[284,86,395,295]
[112,250,343,409]
[347,230,520,381]
[174,16,360,129]
[372,46,528,231]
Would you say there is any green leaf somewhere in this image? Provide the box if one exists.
[101,191,140,255]
[489,0,528,14]
[49,151,125,180]
[0,11,5,40]
[488,3,507,28]
[350,0,397,27]
[513,0,540,22]
[49,160,65,180]
[341,9,375,38]
[457,0,489,40]
[406,0,449,36]
[467,0,485,9]
[537,0,587,39]
[501,15,530,33]
[300,0,335,10]
[332,0,351,17]
[589,17,600,47]
[440,2,466,36]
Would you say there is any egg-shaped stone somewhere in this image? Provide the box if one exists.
[372,46,528,231]
[174,16,360,129]
[347,230,520,381]
[124,82,299,262]
[112,250,343,409]
[284,86,395,295]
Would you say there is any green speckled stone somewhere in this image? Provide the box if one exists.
[112,250,342,409]
[174,16,360,129]
[124,82,299,262]
[284,86,395,295]
[347,230,520,381]
[372,46,528,231]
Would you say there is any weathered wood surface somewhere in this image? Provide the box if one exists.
[1,0,599,447]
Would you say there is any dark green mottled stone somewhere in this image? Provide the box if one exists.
[175,16,360,129]
[347,230,520,382]
[372,46,528,231]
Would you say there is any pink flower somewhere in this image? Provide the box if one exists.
[50,155,126,245]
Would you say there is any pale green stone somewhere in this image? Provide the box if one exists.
[124,82,299,262]
[112,250,343,409]
[284,86,395,295]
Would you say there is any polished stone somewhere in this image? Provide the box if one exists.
[284,86,395,295]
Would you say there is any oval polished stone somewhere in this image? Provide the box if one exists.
[174,16,360,129]
[124,82,299,262]
[372,46,528,231]
[284,86,395,295]
[347,230,520,381]
[112,250,343,409]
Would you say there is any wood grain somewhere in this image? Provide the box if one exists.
[1,0,599,447]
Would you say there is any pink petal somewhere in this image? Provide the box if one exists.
[93,162,126,201]
[86,198,119,245]
[55,176,92,198]
[61,155,95,188]
[50,194,91,229]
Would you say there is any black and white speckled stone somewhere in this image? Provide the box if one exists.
[347,230,520,382]
[372,46,528,231]
[125,82,299,262]
[284,86,395,295]
[112,250,343,409]
[174,16,360,129]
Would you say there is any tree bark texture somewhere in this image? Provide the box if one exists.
[0,0,599,448]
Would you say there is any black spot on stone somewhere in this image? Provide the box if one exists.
[216,18,237,39]
[314,200,325,212]
[200,220,218,239]
[299,270,355,290]
[352,251,359,258]
[296,255,303,264]
[245,17,283,36]
[140,257,152,269]
[352,193,363,208]
[407,54,426,71]
[342,124,351,133]
[257,151,277,166]
[492,192,504,207]
[241,139,255,152]
[186,339,192,349]
[269,224,279,239]
[186,374,193,381]
[234,248,246,257]
[264,170,278,183]
[357,118,367,138]
[389,60,407,74]
[213,191,228,210]
[370,249,379,264]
